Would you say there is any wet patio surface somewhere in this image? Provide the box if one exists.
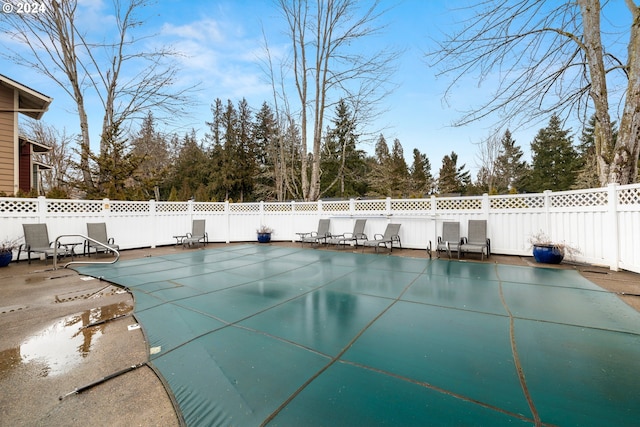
[1,242,639,426]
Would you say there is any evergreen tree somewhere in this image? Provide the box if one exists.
[166,130,209,201]
[208,100,241,201]
[235,98,257,202]
[390,139,410,197]
[409,148,432,197]
[253,102,280,201]
[320,100,367,198]
[529,115,580,192]
[573,115,598,189]
[437,152,471,195]
[130,112,172,200]
[83,120,143,200]
[494,130,529,193]
[367,135,393,197]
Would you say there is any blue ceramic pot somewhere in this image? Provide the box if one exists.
[257,233,271,243]
[0,251,12,267]
[532,244,564,264]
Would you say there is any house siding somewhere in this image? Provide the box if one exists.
[0,84,16,195]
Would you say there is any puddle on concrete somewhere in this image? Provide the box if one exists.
[0,301,132,378]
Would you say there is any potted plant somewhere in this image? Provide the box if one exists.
[528,230,580,264]
[0,238,19,267]
[256,225,274,243]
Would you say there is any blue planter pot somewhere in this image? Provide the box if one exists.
[0,251,12,267]
[257,233,271,243]
[532,244,564,264]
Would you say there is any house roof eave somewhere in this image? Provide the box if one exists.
[0,74,53,120]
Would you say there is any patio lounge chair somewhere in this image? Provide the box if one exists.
[182,219,208,247]
[436,221,461,259]
[362,223,401,253]
[297,219,331,246]
[326,219,368,248]
[17,223,70,264]
[85,223,119,256]
[459,219,491,260]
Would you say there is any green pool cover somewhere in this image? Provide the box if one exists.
[76,245,640,426]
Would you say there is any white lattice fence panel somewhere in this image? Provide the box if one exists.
[354,200,386,214]
[264,203,293,212]
[293,203,318,212]
[550,190,607,208]
[436,197,482,210]
[490,194,545,209]
[619,186,640,206]
[47,199,102,214]
[194,202,226,212]
[109,201,150,214]
[321,201,350,213]
[229,203,260,213]
[155,202,189,213]
[390,199,431,213]
[0,198,38,213]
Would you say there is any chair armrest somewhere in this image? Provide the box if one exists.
[374,234,384,240]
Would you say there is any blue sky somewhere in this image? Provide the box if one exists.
[1,0,632,176]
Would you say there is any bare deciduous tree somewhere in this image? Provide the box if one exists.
[22,121,77,195]
[276,0,399,200]
[1,0,196,191]
[474,130,502,193]
[430,0,639,185]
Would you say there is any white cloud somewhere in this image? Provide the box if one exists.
[161,19,225,44]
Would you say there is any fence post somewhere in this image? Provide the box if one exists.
[187,199,194,219]
[386,197,392,217]
[37,196,46,223]
[482,193,490,219]
[350,198,356,216]
[291,201,297,242]
[225,200,230,244]
[607,183,619,271]
[543,190,552,238]
[149,199,156,248]
[102,198,111,221]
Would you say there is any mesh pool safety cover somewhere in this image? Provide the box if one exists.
[76,245,640,426]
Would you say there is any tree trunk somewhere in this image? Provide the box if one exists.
[609,1,640,184]
[578,0,616,186]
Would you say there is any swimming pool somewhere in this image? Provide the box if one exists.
[76,244,640,426]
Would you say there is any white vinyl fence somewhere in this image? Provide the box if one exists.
[1,183,639,273]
